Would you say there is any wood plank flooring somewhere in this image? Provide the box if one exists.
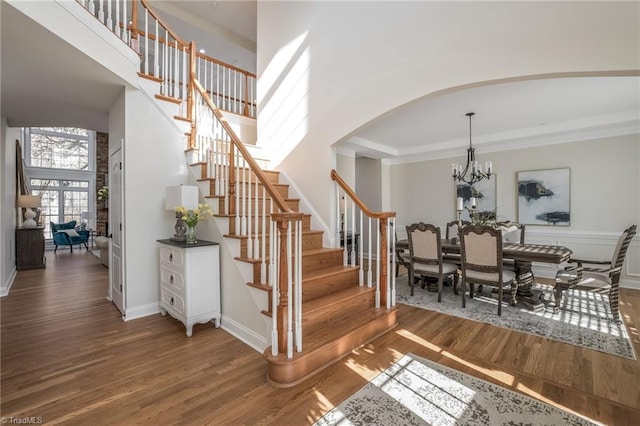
[2,252,639,424]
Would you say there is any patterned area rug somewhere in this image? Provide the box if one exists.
[396,278,635,360]
[315,353,600,426]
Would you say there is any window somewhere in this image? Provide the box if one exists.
[23,127,96,241]
[25,127,92,171]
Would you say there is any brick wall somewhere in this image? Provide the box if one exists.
[96,132,109,235]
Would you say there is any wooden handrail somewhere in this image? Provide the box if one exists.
[139,0,189,49]
[196,51,257,78]
[331,169,396,219]
[192,77,294,214]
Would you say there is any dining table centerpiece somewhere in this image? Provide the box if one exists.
[174,203,213,244]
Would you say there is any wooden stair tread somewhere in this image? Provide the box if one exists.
[302,247,344,256]
[247,282,270,291]
[264,306,397,362]
[224,229,322,240]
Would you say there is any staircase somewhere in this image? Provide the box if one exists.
[76,0,398,388]
[188,153,398,387]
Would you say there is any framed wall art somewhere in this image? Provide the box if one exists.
[517,168,570,226]
[455,176,497,222]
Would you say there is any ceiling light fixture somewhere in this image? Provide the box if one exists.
[452,112,492,185]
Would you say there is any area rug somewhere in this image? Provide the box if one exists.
[396,278,635,360]
[314,353,600,426]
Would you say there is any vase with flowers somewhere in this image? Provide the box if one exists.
[175,203,213,244]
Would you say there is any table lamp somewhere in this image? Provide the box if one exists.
[165,185,199,241]
[18,195,41,228]
[81,211,92,229]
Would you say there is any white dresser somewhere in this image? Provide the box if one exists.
[157,239,221,337]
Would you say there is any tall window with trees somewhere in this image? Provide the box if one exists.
[24,127,96,240]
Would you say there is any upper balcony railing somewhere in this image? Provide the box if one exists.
[77,0,256,118]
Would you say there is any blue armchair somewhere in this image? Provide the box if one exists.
[50,221,89,253]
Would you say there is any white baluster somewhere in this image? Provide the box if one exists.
[162,30,167,94]
[253,172,259,259]
[295,219,302,353]
[390,217,396,307]
[234,148,240,234]
[286,224,293,359]
[114,0,120,38]
[173,39,178,98]
[121,0,127,42]
[367,216,372,287]
[182,47,187,100]
[375,218,380,308]
[359,210,363,285]
[342,194,348,265]
[98,0,104,22]
[261,186,267,282]
[335,188,341,248]
[224,135,229,215]
[216,63,221,106]
[106,0,113,31]
[247,160,253,257]
[241,159,247,235]
[143,10,148,75]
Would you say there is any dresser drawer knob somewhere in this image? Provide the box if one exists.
[169,275,174,284]
[169,253,173,262]
[170,297,174,305]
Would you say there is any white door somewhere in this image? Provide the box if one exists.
[110,148,124,315]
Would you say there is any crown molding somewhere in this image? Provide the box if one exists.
[345,110,640,165]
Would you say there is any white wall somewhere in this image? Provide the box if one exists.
[121,88,190,315]
[257,1,639,229]
[0,119,18,296]
[390,134,640,288]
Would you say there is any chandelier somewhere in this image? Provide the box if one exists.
[452,112,492,185]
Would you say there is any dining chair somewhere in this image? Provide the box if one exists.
[443,220,470,293]
[445,220,470,241]
[459,224,517,316]
[554,224,637,322]
[495,221,527,278]
[391,222,410,279]
[406,222,458,301]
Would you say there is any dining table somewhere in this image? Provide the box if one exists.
[395,238,573,309]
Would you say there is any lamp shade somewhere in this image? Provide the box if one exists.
[18,195,41,208]
[165,185,199,210]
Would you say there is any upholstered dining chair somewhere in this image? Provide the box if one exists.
[554,224,637,322]
[443,220,470,283]
[391,222,410,279]
[495,221,526,273]
[445,220,471,241]
[406,222,458,301]
[459,224,517,316]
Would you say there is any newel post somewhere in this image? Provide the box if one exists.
[228,143,236,217]
[187,41,197,150]
[379,217,389,308]
[243,72,250,117]
[274,216,290,353]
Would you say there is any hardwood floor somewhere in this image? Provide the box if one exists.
[2,253,639,425]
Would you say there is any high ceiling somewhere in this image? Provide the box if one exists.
[2,1,638,159]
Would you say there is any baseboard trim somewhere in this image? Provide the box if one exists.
[0,267,17,297]
[123,302,161,321]
[220,314,268,354]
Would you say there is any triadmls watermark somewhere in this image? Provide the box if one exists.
[0,417,44,424]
